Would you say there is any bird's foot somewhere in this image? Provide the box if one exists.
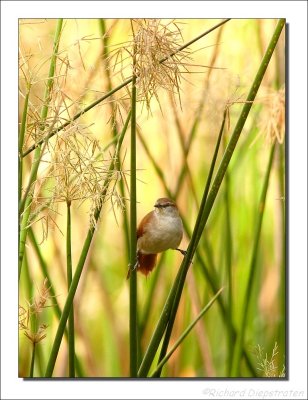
[126,259,139,280]
[176,248,187,256]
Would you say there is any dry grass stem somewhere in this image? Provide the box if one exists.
[259,86,285,144]
[114,19,199,112]
[255,342,285,377]
[249,86,285,147]
[19,278,53,344]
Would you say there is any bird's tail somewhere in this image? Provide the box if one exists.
[137,253,157,276]
[126,253,157,279]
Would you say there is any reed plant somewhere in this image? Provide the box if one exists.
[19,18,285,378]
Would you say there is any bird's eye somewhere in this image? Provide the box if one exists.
[156,203,171,208]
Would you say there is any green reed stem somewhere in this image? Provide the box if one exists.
[139,254,165,337]
[35,342,45,377]
[223,134,234,376]
[18,19,63,279]
[21,251,32,304]
[139,19,284,377]
[231,142,276,376]
[199,18,284,240]
[274,36,286,370]
[28,228,65,325]
[44,111,131,377]
[138,117,255,375]
[66,201,75,377]
[278,143,286,369]
[29,342,36,378]
[28,228,83,377]
[129,43,138,376]
[99,18,130,263]
[137,111,257,376]
[150,288,224,377]
[19,145,42,217]
[153,110,226,377]
[19,89,30,203]
[100,16,135,364]
[173,24,224,200]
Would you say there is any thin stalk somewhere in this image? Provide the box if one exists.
[197,19,285,244]
[28,306,38,378]
[19,90,30,156]
[203,235,218,280]
[99,18,130,263]
[193,110,227,241]
[150,274,183,378]
[192,227,257,376]
[137,113,257,376]
[19,89,30,203]
[138,19,285,377]
[274,31,286,370]
[21,251,33,303]
[173,24,225,200]
[19,145,44,216]
[153,110,226,377]
[278,142,286,369]
[45,110,131,377]
[28,229,83,377]
[22,19,231,158]
[137,129,166,189]
[18,19,63,279]
[28,228,63,322]
[100,17,135,364]
[129,42,138,377]
[160,19,230,63]
[150,288,224,377]
[223,134,234,376]
[170,96,199,205]
[139,254,165,337]
[19,147,41,280]
[29,342,36,378]
[34,342,44,377]
[99,19,113,97]
[138,115,257,376]
[66,200,75,377]
[230,143,276,377]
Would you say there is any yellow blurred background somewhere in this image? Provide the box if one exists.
[19,19,285,378]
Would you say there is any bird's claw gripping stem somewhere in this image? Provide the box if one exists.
[126,258,139,280]
[176,248,187,256]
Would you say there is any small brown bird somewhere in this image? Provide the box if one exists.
[127,198,186,278]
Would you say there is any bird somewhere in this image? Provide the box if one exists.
[127,197,186,278]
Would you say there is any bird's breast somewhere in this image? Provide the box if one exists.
[137,213,183,254]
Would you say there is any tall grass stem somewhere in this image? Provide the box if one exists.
[18,18,63,278]
[44,111,131,377]
[153,110,226,377]
[150,288,224,376]
[223,134,234,375]
[29,228,84,376]
[66,201,75,377]
[129,42,138,377]
[99,18,130,263]
[231,143,276,376]
[137,113,257,376]
[18,89,30,203]
[29,343,36,378]
[138,18,285,377]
